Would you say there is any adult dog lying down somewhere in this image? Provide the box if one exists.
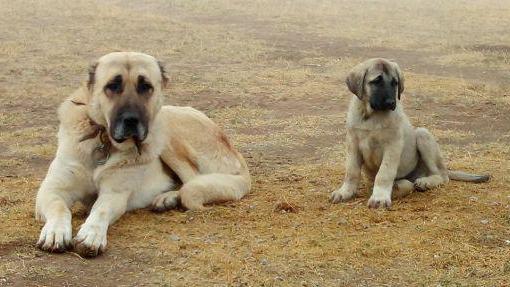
[36,52,251,257]
[331,58,489,209]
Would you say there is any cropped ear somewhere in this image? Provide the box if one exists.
[345,62,368,99]
[157,61,169,88]
[391,62,405,99]
[87,61,98,90]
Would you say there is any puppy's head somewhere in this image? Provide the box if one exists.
[346,58,404,112]
[86,52,168,150]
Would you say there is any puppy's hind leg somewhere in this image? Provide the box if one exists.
[392,179,414,199]
[414,128,449,191]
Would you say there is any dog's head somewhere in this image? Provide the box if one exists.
[346,58,404,112]
[86,52,168,150]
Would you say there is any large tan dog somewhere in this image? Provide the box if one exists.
[36,52,251,257]
[331,58,489,209]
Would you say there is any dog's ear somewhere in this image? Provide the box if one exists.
[345,62,368,99]
[157,61,169,88]
[392,62,405,99]
[87,61,98,90]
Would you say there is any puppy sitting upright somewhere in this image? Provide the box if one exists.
[331,58,489,209]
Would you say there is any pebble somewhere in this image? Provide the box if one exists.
[480,219,489,225]
[169,234,180,241]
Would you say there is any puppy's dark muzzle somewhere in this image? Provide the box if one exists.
[371,98,396,111]
[111,111,148,143]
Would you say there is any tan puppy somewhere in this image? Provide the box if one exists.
[331,58,489,209]
[36,52,251,257]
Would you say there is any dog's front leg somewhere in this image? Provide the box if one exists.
[331,134,363,203]
[368,140,403,209]
[73,173,131,257]
[36,158,90,252]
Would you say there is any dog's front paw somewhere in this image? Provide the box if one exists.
[73,224,107,257]
[151,190,180,212]
[37,219,72,253]
[330,186,356,203]
[368,188,392,209]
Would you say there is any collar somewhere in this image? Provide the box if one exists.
[72,100,112,165]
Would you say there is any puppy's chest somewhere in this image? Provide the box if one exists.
[354,129,394,170]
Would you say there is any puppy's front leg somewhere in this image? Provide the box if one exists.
[368,140,403,209]
[331,134,362,203]
[73,173,131,257]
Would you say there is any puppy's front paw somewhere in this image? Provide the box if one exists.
[37,220,72,253]
[73,224,107,257]
[151,190,180,212]
[368,188,392,209]
[330,185,356,203]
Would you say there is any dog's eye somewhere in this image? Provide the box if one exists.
[371,76,383,85]
[105,76,123,93]
[391,79,398,86]
[137,76,153,94]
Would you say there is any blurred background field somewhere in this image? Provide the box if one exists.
[0,0,509,286]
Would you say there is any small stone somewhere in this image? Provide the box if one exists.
[469,196,478,201]
[338,218,348,225]
[169,234,180,241]
[260,258,269,265]
[480,219,489,225]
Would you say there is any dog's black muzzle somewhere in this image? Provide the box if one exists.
[110,110,148,143]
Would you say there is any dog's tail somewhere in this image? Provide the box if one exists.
[178,171,251,210]
[448,170,490,183]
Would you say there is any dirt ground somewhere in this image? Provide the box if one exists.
[1,0,510,286]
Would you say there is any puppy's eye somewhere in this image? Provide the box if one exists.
[371,76,383,84]
[105,75,123,93]
[137,76,153,94]
[391,79,398,86]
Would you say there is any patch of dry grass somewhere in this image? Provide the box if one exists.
[1,0,509,286]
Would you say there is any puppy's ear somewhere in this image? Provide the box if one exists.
[392,62,405,99]
[87,61,98,90]
[345,63,368,99]
[157,61,169,88]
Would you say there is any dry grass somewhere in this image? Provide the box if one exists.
[1,0,510,286]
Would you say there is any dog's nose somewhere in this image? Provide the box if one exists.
[384,98,396,110]
[122,113,140,131]
[112,111,147,143]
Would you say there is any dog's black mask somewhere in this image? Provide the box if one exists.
[368,75,398,111]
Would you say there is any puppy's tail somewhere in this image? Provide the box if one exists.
[448,170,490,183]
[179,171,251,210]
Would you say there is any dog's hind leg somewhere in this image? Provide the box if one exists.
[179,172,251,210]
[414,128,449,191]
[392,179,414,199]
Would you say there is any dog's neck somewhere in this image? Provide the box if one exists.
[348,96,403,129]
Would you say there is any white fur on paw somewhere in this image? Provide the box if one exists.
[330,186,356,204]
[414,178,432,191]
[37,220,72,253]
[368,188,392,209]
[151,191,179,212]
[73,224,107,257]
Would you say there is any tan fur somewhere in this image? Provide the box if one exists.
[35,52,251,257]
[331,58,489,209]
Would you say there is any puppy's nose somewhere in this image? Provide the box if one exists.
[384,98,396,110]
